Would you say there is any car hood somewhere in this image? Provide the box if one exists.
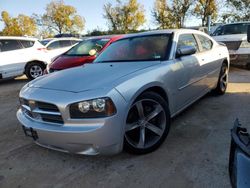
[50,55,95,70]
[29,61,159,93]
[213,34,247,42]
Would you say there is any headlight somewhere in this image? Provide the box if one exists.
[70,97,116,118]
[240,40,250,48]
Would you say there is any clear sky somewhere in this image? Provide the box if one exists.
[0,0,199,33]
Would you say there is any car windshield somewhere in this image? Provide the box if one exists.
[95,34,170,63]
[65,38,110,56]
[213,23,250,36]
[40,39,52,46]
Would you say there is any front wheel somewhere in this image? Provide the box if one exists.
[212,63,229,95]
[25,62,45,80]
[124,92,171,154]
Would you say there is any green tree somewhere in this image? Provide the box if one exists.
[41,0,85,34]
[103,2,120,31]
[224,0,250,22]
[194,0,218,26]
[152,0,193,29]
[152,0,174,29]
[103,0,146,33]
[18,14,37,36]
[0,11,37,36]
[172,0,193,28]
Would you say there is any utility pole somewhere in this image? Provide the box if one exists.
[207,15,211,32]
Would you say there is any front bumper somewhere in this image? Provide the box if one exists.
[17,109,123,155]
[16,87,128,155]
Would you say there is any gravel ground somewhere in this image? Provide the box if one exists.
[0,67,249,188]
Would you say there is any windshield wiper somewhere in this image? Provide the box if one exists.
[96,59,161,63]
[65,54,89,56]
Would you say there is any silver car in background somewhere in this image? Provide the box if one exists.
[17,29,229,155]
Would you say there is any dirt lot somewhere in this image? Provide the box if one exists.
[0,67,249,188]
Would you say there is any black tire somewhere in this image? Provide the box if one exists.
[25,62,45,80]
[212,62,229,95]
[124,92,171,154]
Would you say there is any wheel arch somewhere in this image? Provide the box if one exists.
[24,60,47,73]
[139,86,169,105]
[222,58,229,68]
[128,83,171,112]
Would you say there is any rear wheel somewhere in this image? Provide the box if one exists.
[213,63,229,95]
[25,62,45,80]
[124,92,171,154]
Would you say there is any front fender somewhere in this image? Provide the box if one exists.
[115,79,173,115]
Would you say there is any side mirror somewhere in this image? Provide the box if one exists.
[247,25,250,43]
[176,46,196,58]
[89,49,97,56]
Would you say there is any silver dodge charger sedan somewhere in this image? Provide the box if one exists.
[17,29,229,155]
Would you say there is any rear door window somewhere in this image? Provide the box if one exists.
[177,34,199,52]
[19,40,35,48]
[0,39,23,52]
[196,35,213,51]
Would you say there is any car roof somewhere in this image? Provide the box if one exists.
[41,37,81,42]
[184,26,208,29]
[86,34,123,40]
[220,22,250,26]
[117,29,208,40]
[0,36,38,41]
[80,35,124,43]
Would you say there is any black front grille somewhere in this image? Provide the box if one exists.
[221,41,242,50]
[21,98,29,106]
[20,99,64,124]
[37,102,59,112]
[40,114,64,124]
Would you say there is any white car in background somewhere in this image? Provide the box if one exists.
[0,36,51,80]
[40,38,81,62]
[212,22,250,69]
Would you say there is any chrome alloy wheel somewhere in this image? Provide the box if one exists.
[219,64,228,92]
[125,99,167,149]
[30,65,43,79]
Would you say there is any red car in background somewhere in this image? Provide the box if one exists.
[45,35,123,73]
